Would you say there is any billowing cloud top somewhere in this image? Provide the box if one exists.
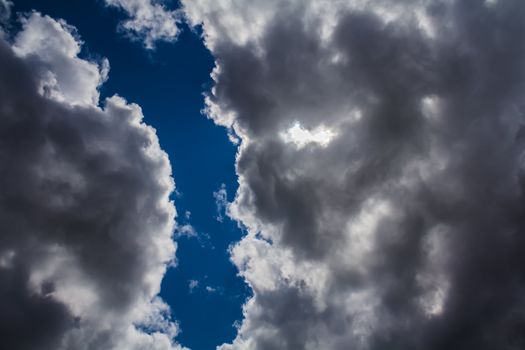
[0,12,185,350]
[183,0,525,349]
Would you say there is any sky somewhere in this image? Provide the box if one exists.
[2,0,525,350]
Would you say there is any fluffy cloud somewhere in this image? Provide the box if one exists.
[13,13,109,106]
[105,0,182,49]
[183,0,525,349]
[0,13,185,350]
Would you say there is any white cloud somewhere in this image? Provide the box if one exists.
[175,223,196,237]
[188,279,199,293]
[105,0,182,49]
[281,122,336,149]
[13,13,109,106]
[213,183,228,222]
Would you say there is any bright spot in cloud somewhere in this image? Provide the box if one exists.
[281,122,336,149]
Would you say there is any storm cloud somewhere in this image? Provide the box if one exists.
[0,13,184,350]
[183,0,525,349]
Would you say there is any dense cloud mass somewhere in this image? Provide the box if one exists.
[105,0,182,49]
[183,0,525,349]
[0,13,185,350]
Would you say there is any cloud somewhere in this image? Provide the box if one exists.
[0,12,186,350]
[183,0,525,349]
[188,280,199,293]
[213,184,228,222]
[0,0,12,24]
[105,0,182,49]
[176,223,196,237]
[205,286,217,293]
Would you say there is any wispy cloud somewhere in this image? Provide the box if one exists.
[105,0,182,49]
[213,184,228,222]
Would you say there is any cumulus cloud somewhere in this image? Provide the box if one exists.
[0,12,185,350]
[13,13,109,106]
[105,0,182,49]
[205,286,217,293]
[183,0,525,349]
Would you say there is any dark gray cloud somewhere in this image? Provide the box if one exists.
[0,13,185,350]
[184,0,525,349]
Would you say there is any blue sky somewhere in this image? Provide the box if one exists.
[11,1,247,349]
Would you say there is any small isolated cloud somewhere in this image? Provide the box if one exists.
[174,209,196,238]
[188,280,199,293]
[205,286,217,293]
[105,0,182,49]
[213,184,228,222]
[175,223,196,237]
